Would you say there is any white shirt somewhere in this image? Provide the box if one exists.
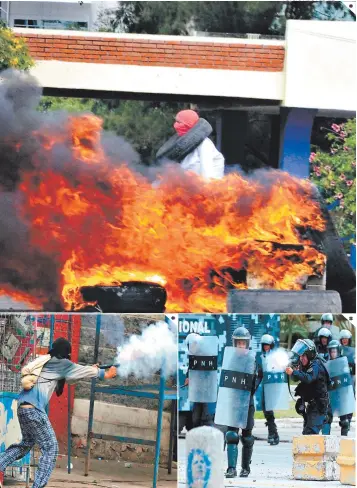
[180,138,225,180]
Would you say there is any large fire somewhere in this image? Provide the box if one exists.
[1,113,326,312]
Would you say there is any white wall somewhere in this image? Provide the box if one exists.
[4,1,94,29]
[283,20,356,111]
[30,59,284,101]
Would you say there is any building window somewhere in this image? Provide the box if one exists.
[13,19,88,31]
[14,19,39,28]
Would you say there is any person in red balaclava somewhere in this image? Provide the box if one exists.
[174,109,225,180]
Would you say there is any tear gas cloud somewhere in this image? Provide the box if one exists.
[115,321,177,378]
[266,348,290,371]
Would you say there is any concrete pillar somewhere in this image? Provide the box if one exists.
[337,438,356,485]
[269,114,280,169]
[279,107,317,179]
[221,111,248,166]
[186,426,224,488]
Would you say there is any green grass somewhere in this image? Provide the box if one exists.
[255,401,299,419]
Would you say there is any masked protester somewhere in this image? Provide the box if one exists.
[316,328,332,361]
[286,339,330,435]
[257,334,279,445]
[157,109,225,180]
[0,338,117,488]
[214,327,257,479]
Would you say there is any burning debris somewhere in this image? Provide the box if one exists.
[0,69,345,313]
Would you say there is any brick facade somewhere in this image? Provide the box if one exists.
[16,32,285,72]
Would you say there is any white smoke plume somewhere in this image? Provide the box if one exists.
[266,348,290,371]
[115,321,177,378]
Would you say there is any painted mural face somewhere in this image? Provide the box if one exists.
[187,448,212,488]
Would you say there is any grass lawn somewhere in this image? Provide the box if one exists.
[255,401,299,419]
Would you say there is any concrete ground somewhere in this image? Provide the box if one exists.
[4,456,177,488]
[178,419,356,488]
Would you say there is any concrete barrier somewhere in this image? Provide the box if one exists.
[292,435,340,481]
[186,426,224,488]
[337,438,356,486]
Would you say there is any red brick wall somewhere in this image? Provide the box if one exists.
[16,32,285,72]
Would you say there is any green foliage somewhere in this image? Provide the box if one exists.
[38,97,184,164]
[38,96,96,113]
[191,1,281,35]
[95,100,182,163]
[310,119,356,240]
[102,1,193,35]
[0,23,34,71]
[280,315,310,350]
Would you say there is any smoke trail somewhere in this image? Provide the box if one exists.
[115,321,177,378]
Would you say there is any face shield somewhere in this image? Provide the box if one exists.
[291,340,309,357]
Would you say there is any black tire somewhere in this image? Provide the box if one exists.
[227,290,342,313]
[80,282,167,313]
[156,118,213,163]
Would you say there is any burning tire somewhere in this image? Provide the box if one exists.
[227,290,342,313]
[79,282,167,313]
[156,118,212,162]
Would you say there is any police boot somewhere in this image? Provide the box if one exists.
[240,435,254,477]
[266,421,279,445]
[339,418,351,436]
[225,431,239,478]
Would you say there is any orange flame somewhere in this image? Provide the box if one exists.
[8,113,327,312]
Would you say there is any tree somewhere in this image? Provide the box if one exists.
[98,1,193,35]
[310,118,356,240]
[38,97,184,165]
[191,1,281,35]
[94,100,183,164]
[0,22,34,71]
[280,315,310,350]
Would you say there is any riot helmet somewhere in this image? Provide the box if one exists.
[339,329,353,347]
[232,327,251,349]
[321,313,333,326]
[260,334,275,352]
[327,339,341,360]
[317,327,332,346]
[290,339,317,365]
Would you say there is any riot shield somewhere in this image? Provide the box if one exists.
[188,335,219,403]
[214,347,255,429]
[326,356,355,417]
[262,353,289,411]
[341,346,355,376]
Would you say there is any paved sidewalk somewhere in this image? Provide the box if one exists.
[4,457,177,488]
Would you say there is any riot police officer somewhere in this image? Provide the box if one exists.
[215,327,256,479]
[257,334,279,445]
[185,333,218,429]
[324,339,355,436]
[339,329,355,433]
[316,328,332,360]
[312,314,334,341]
[321,340,340,435]
[286,339,329,435]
